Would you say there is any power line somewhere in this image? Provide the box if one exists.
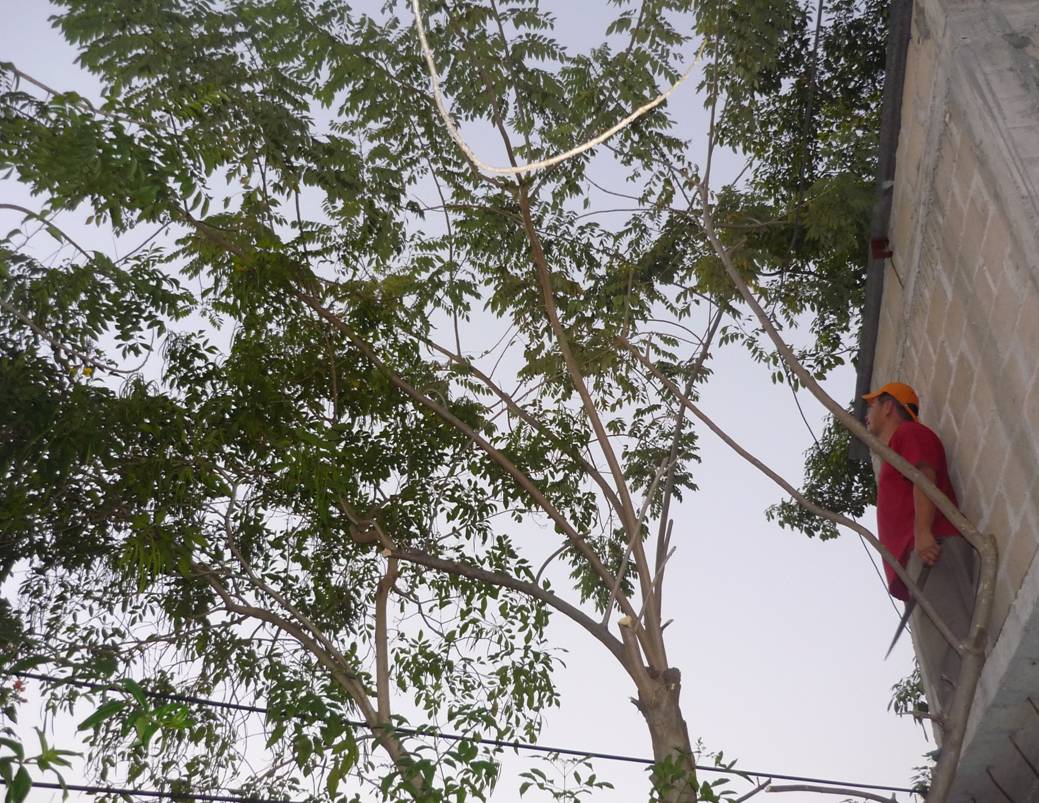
[9,671,917,795]
[0,779,297,803]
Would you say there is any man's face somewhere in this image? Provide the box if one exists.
[865,397,885,435]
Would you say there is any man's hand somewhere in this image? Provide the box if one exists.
[915,528,941,566]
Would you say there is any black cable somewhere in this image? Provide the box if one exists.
[0,779,296,803]
[9,671,916,795]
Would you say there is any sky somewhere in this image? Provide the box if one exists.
[0,2,931,801]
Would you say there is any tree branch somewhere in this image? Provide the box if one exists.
[653,306,724,623]
[767,784,898,802]
[420,335,626,523]
[0,297,142,377]
[695,180,985,558]
[695,174,999,803]
[1,203,93,260]
[410,0,694,178]
[622,339,962,654]
[192,562,417,780]
[375,556,399,725]
[391,548,630,671]
[517,183,664,668]
[296,289,642,626]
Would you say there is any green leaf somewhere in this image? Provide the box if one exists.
[10,766,32,803]
[77,700,127,732]
[119,678,149,708]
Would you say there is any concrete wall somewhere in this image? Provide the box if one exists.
[873,0,1039,797]
[877,0,1039,644]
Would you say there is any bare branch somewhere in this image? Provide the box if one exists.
[4,64,99,112]
[192,563,416,776]
[653,306,724,623]
[695,181,984,557]
[735,778,773,801]
[602,460,669,626]
[767,784,898,802]
[1,203,93,260]
[410,0,695,178]
[694,172,1000,803]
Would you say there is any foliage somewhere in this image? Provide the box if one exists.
[1,683,77,803]
[767,412,876,539]
[518,755,615,801]
[0,0,889,799]
[888,665,929,730]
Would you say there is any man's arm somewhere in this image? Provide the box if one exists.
[913,463,941,565]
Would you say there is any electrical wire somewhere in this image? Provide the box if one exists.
[0,779,297,803]
[8,671,916,795]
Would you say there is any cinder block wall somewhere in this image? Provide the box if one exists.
[874,0,1039,651]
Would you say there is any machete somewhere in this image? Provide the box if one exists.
[885,564,932,660]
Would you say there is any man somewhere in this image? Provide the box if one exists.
[863,381,977,731]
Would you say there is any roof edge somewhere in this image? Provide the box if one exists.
[849,0,915,461]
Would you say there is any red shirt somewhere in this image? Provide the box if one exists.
[877,421,961,601]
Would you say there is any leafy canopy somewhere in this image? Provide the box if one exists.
[1,0,886,799]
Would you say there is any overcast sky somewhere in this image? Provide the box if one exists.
[1,2,930,801]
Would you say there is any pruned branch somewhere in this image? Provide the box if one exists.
[767,784,898,802]
[736,778,772,801]
[410,0,694,177]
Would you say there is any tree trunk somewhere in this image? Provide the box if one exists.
[636,668,699,803]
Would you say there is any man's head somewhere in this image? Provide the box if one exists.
[863,382,919,439]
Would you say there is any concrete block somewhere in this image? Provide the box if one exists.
[932,137,959,207]
[960,419,991,516]
[873,311,901,373]
[890,196,918,255]
[942,290,967,361]
[950,356,979,428]
[1004,533,1038,590]
[1010,295,1039,368]
[992,574,1016,646]
[1021,154,1039,187]
[897,118,926,194]
[937,173,968,240]
[954,145,980,208]
[992,457,1022,535]
[925,277,951,346]
[1007,122,1039,160]
[971,262,999,322]
[929,347,954,413]
[989,267,1027,354]
[980,210,1011,279]
[997,451,1033,535]
[940,401,961,443]
[973,396,1009,470]
[959,194,990,276]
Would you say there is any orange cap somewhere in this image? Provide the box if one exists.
[863,382,919,420]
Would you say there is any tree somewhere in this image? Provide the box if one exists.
[0,1,994,801]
